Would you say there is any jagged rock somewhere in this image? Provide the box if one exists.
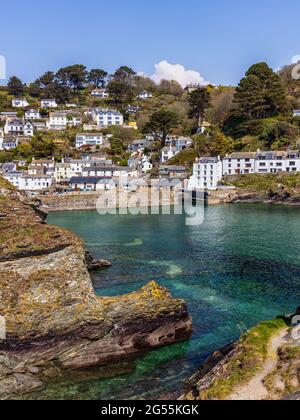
[0,178,192,399]
[85,251,112,271]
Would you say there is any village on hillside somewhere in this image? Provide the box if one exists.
[1,62,300,195]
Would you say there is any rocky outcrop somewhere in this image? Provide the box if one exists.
[230,187,300,205]
[0,179,192,399]
[85,251,112,271]
[180,317,300,401]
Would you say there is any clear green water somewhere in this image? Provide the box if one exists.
[46,204,300,400]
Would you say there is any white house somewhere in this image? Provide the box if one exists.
[0,112,18,121]
[223,150,300,176]
[166,136,193,150]
[33,121,47,131]
[190,157,223,190]
[12,98,29,108]
[139,155,153,173]
[293,110,300,117]
[4,172,53,191]
[223,152,257,176]
[67,158,112,176]
[68,159,89,176]
[93,108,124,127]
[41,99,58,109]
[0,135,18,151]
[222,151,300,175]
[138,91,152,100]
[75,133,103,149]
[4,118,24,135]
[22,175,53,191]
[255,151,300,174]
[3,171,24,188]
[69,176,113,191]
[54,162,73,182]
[161,145,180,163]
[30,158,55,176]
[68,117,82,127]
[25,109,41,120]
[91,89,109,98]
[23,122,34,137]
[48,112,67,130]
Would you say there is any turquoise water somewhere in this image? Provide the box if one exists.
[47,204,300,400]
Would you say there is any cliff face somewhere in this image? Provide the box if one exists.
[0,179,192,399]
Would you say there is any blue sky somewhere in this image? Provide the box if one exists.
[1,0,300,86]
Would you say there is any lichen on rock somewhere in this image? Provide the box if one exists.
[0,179,192,399]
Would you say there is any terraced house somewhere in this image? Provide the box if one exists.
[3,171,53,191]
[223,152,257,175]
[223,151,300,175]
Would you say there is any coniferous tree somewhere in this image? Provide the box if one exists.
[143,109,179,147]
[188,87,210,128]
[88,69,108,88]
[7,76,24,97]
[234,62,287,119]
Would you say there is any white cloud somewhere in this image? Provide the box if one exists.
[292,55,300,64]
[148,60,209,88]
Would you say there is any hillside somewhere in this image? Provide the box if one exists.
[1,61,300,167]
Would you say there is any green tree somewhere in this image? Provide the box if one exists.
[113,66,136,85]
[36,71,70,103]
[56,65,88,92]
[107,79,134,104]
[37,71,55,88]
[30,134,55,158]
[7,76,25,97]
[143,109,179,147]
[188,87,211,128]
[27,82,41,98]
[193,127,233,157]
[14,143,33,160]
[88,69,108,88]
[234,62,287,119]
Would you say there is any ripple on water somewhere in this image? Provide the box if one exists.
[46,204,300,400]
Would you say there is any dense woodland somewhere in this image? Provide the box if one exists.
[1,61,300,167]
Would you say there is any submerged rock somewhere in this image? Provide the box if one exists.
[0,178,192,399]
